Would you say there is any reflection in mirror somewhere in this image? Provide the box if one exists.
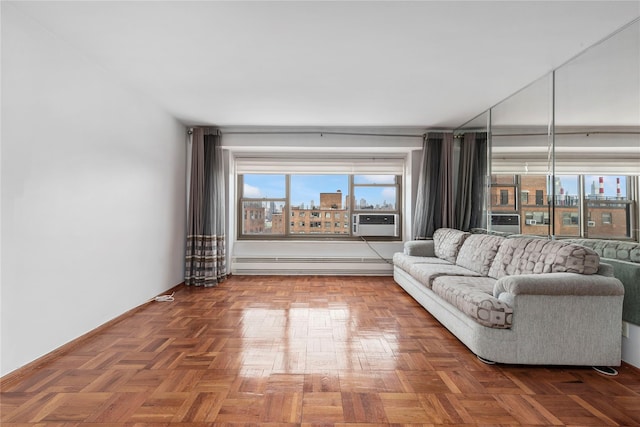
[454,110,490,231]
[555,19,639,240]
[489,74,553,236]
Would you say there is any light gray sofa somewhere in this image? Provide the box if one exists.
[393,228,625,366]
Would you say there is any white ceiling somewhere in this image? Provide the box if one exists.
[6,1,640,128]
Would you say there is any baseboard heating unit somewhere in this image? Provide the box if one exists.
[232,256,393,275]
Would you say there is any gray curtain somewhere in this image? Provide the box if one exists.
[435,133,455,229]
[185,129,227,287]
[412,134,439,238]
[413,133,454,238]
[413,132,487,238]
[468,133,487,230]
[456,132,489,231]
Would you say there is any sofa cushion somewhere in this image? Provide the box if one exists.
[455,234,505,276]
[488,237,600,279]
[393,253,451,273]
[408,263,482,289]
[566,239,640,263]
[432,276,512,329]
[403,240,436,257]
[433,228,471,263]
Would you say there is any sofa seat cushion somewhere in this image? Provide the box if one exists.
[432,276,513,329]
[393,253,451,273]
[408,263,481,289]
[433,228,471,263]
[455,234,505,275]
[488,237,600,279]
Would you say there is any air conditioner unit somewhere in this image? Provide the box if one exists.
[353,214,399,237]
[588,220,596,227]
[525,219,537,225]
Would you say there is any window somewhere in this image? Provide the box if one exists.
[289,174,348,235]
[562,212,579,226]
[490,174,634,239]
[238,174,286,235]
[490,175,517,212]
[353,175,398,211]
[584,176,630,238]
[238,172,401,239]
[500,190,509,205]
[529,211,549,225]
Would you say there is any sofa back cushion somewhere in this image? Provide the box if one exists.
[488,237,600,279]
[566,239,640,263]
[433,228,471,263]
[456,234,505,276]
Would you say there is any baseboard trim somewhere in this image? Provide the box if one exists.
[0,282,184,389]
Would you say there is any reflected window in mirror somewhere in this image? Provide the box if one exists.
[488,174,635,240]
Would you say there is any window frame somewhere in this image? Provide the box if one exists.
[238,173,402,240]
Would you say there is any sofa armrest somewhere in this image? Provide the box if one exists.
[494,273,625,298]
[598,262,615,277]
[404,240,435,257]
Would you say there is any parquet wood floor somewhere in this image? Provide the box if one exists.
[2,275,640,426]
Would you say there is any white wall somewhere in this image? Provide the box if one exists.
[1,5,186,376]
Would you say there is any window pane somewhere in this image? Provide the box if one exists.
[353,186,396,210]
[554,175,580,236]
[490,174,517,213]
[585,175,626,199]
[290,175,348,208]
[290,175,350,235]
[585,176,631,239]
[243,174,285,198]
[241,201,285,235]
[500,190,509,205]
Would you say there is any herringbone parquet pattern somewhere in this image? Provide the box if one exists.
[2,275,639,426]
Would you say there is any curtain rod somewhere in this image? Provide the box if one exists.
[191,128,486,138]
[220,130,425,138]
[494,131,640,137]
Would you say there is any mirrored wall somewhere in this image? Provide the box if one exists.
[475,18,640,240]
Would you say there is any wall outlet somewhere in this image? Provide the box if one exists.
[622,321,629,338]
